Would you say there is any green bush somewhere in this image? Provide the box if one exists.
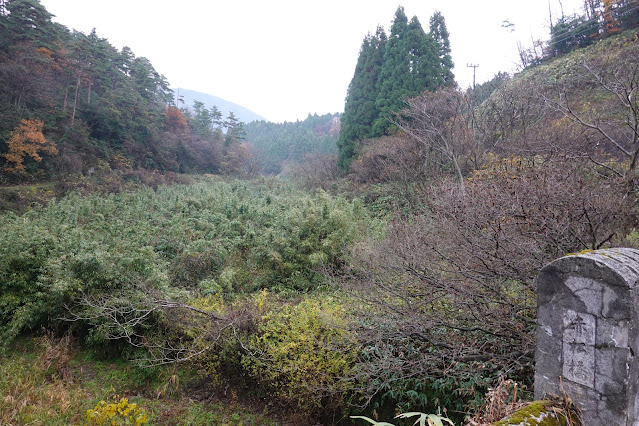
[241,296,358,413]
[0,180,380,356]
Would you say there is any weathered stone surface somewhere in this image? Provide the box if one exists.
[534,248,639,426]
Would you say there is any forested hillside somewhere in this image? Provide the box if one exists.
[0,0,253,183]
[244,113,340,174]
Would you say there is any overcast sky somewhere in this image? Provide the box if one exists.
[39,0,584,123]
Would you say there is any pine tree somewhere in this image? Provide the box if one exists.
[191,100,213,137]
[0,0,56,51]
[224,112,246,145]
[211,105,223,129]
[337,26,386,169]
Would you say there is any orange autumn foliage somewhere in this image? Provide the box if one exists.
[164,106,188,133]
[3,119,58,174]
[602,0,621,34]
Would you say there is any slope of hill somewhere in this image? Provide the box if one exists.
[476,29,639,178]
[175,88,266,123]
[244,113,340,174]
[1,1,257,182]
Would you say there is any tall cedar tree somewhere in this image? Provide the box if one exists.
[337,26,386,170]
[403,16,441,94]
[372,6,411,137]
[338,7,454,169]
[373,8,444,136]
[429,11,455,87]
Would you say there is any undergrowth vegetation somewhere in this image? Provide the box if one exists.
[0,177,384,423]
[0,335,278,425]
[0,177,380,350]
[242,297,358,413]
[2,158,636,424]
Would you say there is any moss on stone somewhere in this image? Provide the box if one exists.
[494,400,567,425]
[566,249,595,256]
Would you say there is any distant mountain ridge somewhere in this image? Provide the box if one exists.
[174,88,266,123]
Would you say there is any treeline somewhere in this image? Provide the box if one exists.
[0,0,250,183]
[243,113,339,175]
[338,6,454,169]
[520,0,639,65]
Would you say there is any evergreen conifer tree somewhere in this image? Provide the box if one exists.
[0,0,56,50]
[404,16,440,94]
[338,7,456,167]
[372,8,448,136]
[372,6,410,137]
[429,11,455,87]
[191,100,213,137]
[337,26,386,170]
[224,112,246,145]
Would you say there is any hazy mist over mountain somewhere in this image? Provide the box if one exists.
[175,88,267,123]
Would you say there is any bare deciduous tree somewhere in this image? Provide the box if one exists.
[544,56,639,176]
[345,156,637,409]
[475,78,549,155]
[282,153,339,190]
[393,88,483,192]
[63,290,255,366]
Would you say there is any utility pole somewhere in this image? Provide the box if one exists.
[467,63,479,91]
[466,64,480,135]
[175,88,184,109]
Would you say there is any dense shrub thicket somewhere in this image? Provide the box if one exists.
[346,155,638,417]
[0,179,381,354]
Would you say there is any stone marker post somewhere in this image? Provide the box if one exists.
[535,248,639,425]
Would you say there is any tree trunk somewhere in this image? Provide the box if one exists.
[72,74,81,124]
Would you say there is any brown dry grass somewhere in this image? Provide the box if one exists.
[0,334,83,424]
[466,377,525,425]
[465,376,585,426]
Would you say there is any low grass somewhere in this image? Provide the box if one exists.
[0,335,279,425]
